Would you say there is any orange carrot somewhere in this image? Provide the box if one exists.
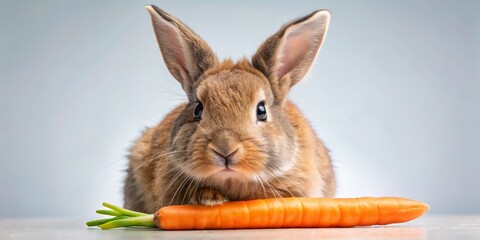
[87,197,429,230]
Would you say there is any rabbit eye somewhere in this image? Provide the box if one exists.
[193,102,203,121]
[256,101,267,121]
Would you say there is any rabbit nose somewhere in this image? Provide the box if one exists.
[210,147,239,166]
[209,129,241,166]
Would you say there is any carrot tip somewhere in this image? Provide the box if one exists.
[424,203,430,211]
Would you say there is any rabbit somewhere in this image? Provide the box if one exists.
[124,5,336,213]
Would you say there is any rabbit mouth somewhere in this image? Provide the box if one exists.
[212,166,242,180]
[219,167,235,173]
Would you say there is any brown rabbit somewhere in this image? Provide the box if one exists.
[124,5,336,213]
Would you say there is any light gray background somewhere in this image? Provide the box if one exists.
[0,0,478,217]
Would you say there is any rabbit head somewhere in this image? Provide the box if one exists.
[145,5,330,186]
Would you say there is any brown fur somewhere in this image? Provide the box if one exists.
[124,6,335,213]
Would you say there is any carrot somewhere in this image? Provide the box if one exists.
[87,197,428,230]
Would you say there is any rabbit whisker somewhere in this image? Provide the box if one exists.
[127,150,189,178]
[254,174,268,199]
[257,173,279,200]
[158,164,190,208]
[169,173,191,206]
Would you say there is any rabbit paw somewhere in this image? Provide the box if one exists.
[191,187,229,206]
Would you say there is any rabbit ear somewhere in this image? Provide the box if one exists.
[252,10,330,102]
[146,5,218,99]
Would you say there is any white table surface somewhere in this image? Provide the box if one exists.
[1,215,479,240]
